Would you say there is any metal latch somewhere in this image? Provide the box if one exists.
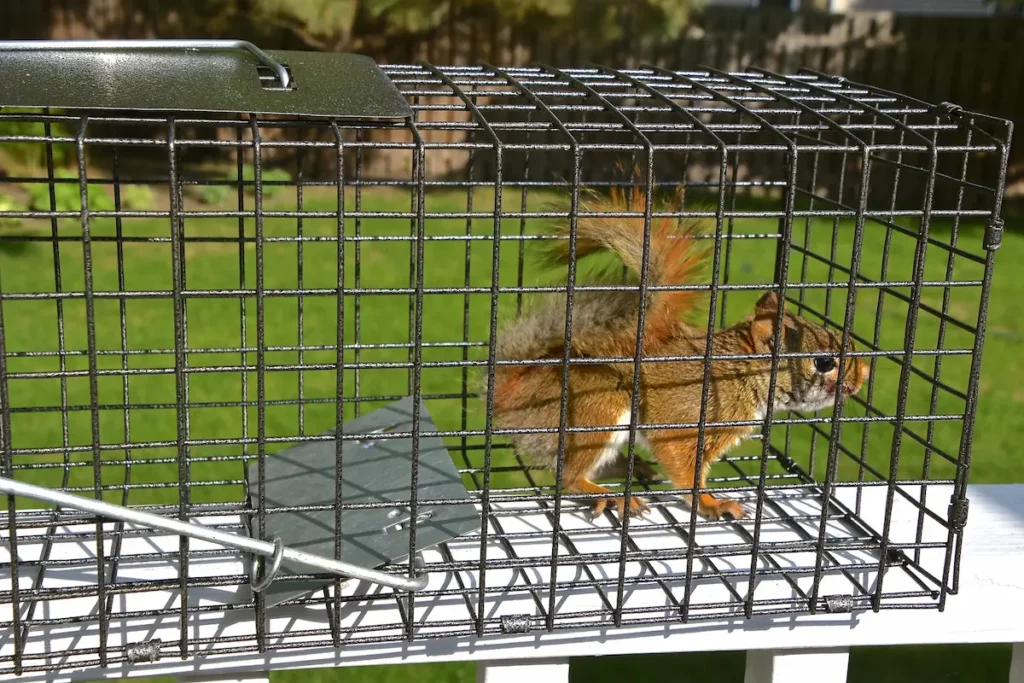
[948,497,970,531]
[383,506,434,535]
[124,638,162,664]
[939,101,964,121]
[500,614,534,634]
[984,218,1004,251]
[356,423,400,448]
[823,594,853,614]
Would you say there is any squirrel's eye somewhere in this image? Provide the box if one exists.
[814,357,837,373]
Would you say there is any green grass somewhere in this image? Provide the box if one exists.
[1,182,1020,682]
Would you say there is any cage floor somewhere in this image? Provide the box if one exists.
[0,471,952,678]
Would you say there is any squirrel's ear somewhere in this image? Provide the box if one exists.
[749,316,777,353]
[754,291,785,316]
[750,291,785,353]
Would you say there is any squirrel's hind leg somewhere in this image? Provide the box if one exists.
[496,366,649,519]
[560,408,650,520]
[571,478,650,520]
[648,430,746,521]
[694,458,746,521]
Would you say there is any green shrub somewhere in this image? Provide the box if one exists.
[241,166,291,199]
[191,167,291,206]
[120,183,155,210]
[0,109,76,169]
[24,170,115,213]
[0,195,22,230]
[195,183,232,206]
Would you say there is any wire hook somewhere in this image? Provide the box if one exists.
[249,536,285,593]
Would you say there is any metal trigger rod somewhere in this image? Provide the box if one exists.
[0,476,429,592]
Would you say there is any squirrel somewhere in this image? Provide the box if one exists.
[488,183,871,522]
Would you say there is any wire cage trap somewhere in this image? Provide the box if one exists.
[0,40,1013,678]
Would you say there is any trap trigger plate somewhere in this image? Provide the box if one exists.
[246,396,481,608]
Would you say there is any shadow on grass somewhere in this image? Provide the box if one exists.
[0,230,38,256]
[200,644,1008,683]
[568,644,1010,683]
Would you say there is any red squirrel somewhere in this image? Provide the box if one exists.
[489,185,871,521]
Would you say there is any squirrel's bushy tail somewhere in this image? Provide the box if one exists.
[489,182,708,412]
[492,289,645,363]
[538,183,709,347]
[492,183,708,364]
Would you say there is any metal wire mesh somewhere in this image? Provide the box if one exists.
[0,63,1012,675]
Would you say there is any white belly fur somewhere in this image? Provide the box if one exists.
[589,410,649,478]
[595,408,761,475]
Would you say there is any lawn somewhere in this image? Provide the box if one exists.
[0,179,1019,682]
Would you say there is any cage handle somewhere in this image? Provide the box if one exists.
[0,39,291,89]
[0,476,428,593]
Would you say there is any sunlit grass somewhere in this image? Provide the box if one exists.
[0,183,1017,682]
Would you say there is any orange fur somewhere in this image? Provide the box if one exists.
[491,181,871,521]
[539,182,710,351]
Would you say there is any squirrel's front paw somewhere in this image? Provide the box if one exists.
[592,494,650,520]
[698,495,746,521]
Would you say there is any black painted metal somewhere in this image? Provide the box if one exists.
[0,45,411,118]
[0,58,1011,674]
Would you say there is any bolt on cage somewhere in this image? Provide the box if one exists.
[0,41,1013,678]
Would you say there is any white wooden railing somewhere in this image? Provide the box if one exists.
[2,484,1022,683]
